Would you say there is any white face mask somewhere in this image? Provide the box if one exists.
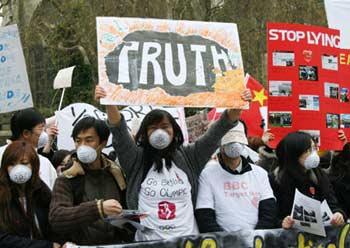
[149,129,171,150]
[301,151,320,170]
[37,131,49,149]
[77,145,97,164]
[223,142,243,158]
[9,164,32,184]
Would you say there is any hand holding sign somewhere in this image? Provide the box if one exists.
[330,212,344,226]
[103,199,123,216]
[282,216,295,229]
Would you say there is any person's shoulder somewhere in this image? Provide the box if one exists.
[38,154,52,164]
[201,160,221,175]
[250,163,269,176]
[0,144,7,150]
[0,144,8,154]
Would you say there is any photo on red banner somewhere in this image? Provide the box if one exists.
[267,22,346,150]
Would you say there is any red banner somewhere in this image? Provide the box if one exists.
[267,23,350,150]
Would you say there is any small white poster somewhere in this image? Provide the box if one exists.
[291,189,326,237]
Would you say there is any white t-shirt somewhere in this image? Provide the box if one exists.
[136,161,199,241]
[0,144,57,190]
[196,160,275,232]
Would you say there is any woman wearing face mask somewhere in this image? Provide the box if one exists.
[95,85,251,241]
[0,141,64,248]
[269,132,346,229]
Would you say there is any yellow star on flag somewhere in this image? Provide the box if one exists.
[252,88,267,106]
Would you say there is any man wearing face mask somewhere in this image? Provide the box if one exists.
[0,108,57,190]
[195,121,277,233]
[49,117,130,246]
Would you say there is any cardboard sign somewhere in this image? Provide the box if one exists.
[96,17,246,108]
[53,66,76,89]
[267,23,350,150]
[208,74,267,137]
[0,24,33,113]
[55,103,188,153]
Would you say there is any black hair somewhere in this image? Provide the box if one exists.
[135,109,184,173]
[275,131,313,183]
[51,149,71,169]
[10,108,45,141]
[330,143,350,179]
[71,117,110,143]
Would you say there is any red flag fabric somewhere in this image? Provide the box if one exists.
[208,74,268,137]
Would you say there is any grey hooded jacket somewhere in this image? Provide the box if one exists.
[109,110,238,210]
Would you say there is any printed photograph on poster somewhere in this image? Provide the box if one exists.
[326,113,340,128]
[324,82,339,99]
[269,81,292,96]
[321,54,338,71]
[293,204,317,225]
[269,111,292,127]
[300,130,321,146]
[340,114,350,128]
[272,51,295,66]
[299,66,318,81]
[299,95,319,111]
[340,88,349,102]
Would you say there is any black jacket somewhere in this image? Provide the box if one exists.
[0,179,53,248]
[195,155,278,233]
[269,167,347,226]
[330,174,350,218]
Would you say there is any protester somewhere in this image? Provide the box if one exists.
[49,117,131,245]
[329,142,350,219]
[0,141,62,248]
[0,109,57,190]
[95,85,251,241]
[37,125,59,162]
[195,121,277,233]
[269,131,346,229]
[257,146,278,173]
[51,150,71,176]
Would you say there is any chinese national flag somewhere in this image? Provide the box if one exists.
[208,74,268,137]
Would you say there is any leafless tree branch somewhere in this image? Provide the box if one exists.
[58,41,91,65]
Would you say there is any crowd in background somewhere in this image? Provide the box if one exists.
[0,86,349,248]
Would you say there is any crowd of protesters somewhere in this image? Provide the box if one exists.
[0,85,349,247]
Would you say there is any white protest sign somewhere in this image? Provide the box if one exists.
[55,103,188,154]
[53,66,76,89]
[0,24,33,113]
[291,189,326,237]
[325,0,350,49]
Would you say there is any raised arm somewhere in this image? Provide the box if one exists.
[185,89,251,172]
[95,85,139,177]
[95,85,122,126]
